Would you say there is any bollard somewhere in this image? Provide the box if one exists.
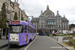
[57,37,58,41]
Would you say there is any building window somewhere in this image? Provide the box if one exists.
[52,22,53,25]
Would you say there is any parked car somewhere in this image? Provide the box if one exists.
[56,32,59,34]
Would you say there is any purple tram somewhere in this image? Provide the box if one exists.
[8,21,36,46]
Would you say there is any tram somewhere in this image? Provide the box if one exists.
[8,21,36,46]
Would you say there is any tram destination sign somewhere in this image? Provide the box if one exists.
[11,21,20,24]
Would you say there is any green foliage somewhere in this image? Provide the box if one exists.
[21,16,24,20]
[0,19,3,28]
[52,34,56,36]
[14,12,17,20]
[26,20,28,22]
[1,2,6,18]
[68,39,73,45]
[66,39,75,47]
[57,34,74,37]
[0,2,7,29]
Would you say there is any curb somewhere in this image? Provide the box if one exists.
[57,41,72,50]
[0,44,8,48]
[50,37,72,50]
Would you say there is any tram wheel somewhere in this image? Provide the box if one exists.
[29,39,32,42]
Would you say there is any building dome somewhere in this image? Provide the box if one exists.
[43,5,55,16]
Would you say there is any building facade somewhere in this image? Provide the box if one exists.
[69,24,75,32]
[31,5,69,33]
[0,0,28,21]
[0,0,28,36]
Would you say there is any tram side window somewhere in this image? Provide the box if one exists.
[28,26,30,33]
[34,29,36,33]
[31,28,32,33]
[32,29,33,33]
[28,26,36,33]
[28,26,33,33]
[32,29,36,33]
[33,29,34,33]
[29,26,30,33]
[32,28,33,33]
[32,29,35,33]
[24,25,27,33]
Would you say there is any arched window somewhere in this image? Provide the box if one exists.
[45,13,52,17]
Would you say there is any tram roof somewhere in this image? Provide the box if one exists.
[28,20,35,29]
[9,21,28,25]
[9,20,35,29]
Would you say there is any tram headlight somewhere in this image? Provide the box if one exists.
[12,36,15,39]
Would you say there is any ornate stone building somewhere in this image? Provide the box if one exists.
[0,0,28,21]
[31,5,69,33]
[0,0,28,36]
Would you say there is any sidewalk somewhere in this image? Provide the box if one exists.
[0,36,8,48]
[50,36,73,50]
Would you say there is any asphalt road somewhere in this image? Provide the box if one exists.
[0,36,67,50]
[25,36,66,50]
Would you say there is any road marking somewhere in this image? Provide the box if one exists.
[47,37,57,42]
[24,36,38,50]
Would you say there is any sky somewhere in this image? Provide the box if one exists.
[11,0,75,24]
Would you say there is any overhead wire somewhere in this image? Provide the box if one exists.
[19,0,30,16]
[18,0,33,21]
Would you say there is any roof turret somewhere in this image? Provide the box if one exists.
[47,5,49,9]
[39,10,44,17]
[56,10,61,17]
[62,15,69,22]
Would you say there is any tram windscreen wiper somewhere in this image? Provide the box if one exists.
[9,25,23,33]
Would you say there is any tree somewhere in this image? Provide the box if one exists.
[14,12,17,20]
[0,2,7,37]
[0,11,2,28]
[21,16,24,20]
[0,2,7,29]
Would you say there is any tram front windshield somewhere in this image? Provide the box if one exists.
[9,25,23,33]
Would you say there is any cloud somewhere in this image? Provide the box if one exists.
[65,7,75,15]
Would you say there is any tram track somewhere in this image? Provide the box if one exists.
[0,45,9,50]
[0,44,8,49]
[0,46,20,50]
[0,38,35,50]
[0,44,28,50]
